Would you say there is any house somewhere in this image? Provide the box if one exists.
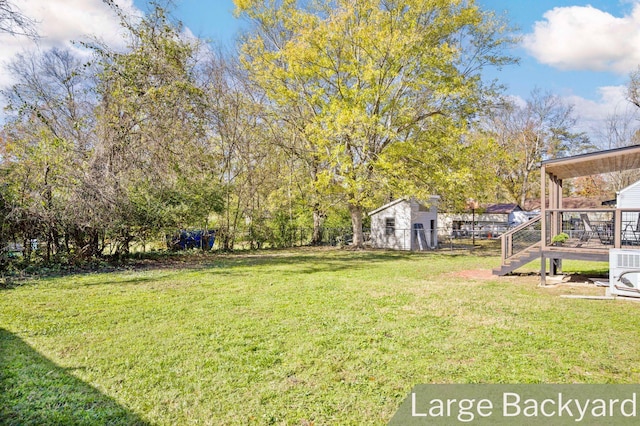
[615,180,640,243]
[439,203,531,238]
[368,197,439,251]
[617,180,640,208]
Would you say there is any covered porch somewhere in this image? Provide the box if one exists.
[494,145,640,283]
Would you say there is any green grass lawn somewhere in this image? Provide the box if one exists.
[1,248,639,425]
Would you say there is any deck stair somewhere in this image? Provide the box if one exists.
[493,241,541,276]
[493,215,542,276]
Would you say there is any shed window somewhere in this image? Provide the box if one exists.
[385,218,395,235]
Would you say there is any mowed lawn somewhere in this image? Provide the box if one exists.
[2,248,640,425]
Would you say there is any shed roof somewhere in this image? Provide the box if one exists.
[368,198,407,216]
[542,145,640,180]
[368,196,440,216]
[524,197,612,210]
[483,203,522,214]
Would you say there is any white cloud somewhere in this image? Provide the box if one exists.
[568,86,628,121]
[0,0,140,88]
[564,85,640,144]
[523,3,640,74]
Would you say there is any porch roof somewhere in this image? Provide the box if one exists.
[542,145,640,180]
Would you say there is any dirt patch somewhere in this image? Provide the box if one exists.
[449,269,496,280]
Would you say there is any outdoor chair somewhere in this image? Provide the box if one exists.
[595,222,614,245]
[579,214,596,243]
[623,214,640,245]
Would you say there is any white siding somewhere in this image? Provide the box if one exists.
[369,198,438,250]
[370,200,412,250]
[617,180,640,208]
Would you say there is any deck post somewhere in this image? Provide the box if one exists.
[540,165,547,282]
[543,167,563,276]
[551,175,562,275]
[540,165,546,250]
[614,209,622,249]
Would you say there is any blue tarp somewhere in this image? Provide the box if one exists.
[168,230,215,250]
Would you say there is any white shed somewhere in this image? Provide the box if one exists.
[368,197,439,251]
[617,180,640,208]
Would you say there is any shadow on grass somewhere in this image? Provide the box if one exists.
[204,249,430,274]
[73,249,437,284]
[0,329,148,426]
[2,246,495,289]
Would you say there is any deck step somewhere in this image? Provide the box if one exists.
[493,244,541,276]
[494,214,543,276]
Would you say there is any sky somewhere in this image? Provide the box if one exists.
[1,0,640,142]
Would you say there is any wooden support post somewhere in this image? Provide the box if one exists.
[552,175,562,275]
[614,209,622,249]
[540,165,546,250]
[551,258,561,276]
[540,165,547,284]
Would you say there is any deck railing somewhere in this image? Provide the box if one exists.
[501,215,541,261]
[498,208,640,274]
[545,209,614,248]
[544,209,640,249]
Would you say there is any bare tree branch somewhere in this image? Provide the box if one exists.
[0,0,38,38]
[628,68,640,110]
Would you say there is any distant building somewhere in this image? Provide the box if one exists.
[439,203,531,239]
[523,197,613,210]
[368,197,439,251]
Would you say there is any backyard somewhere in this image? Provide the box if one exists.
[2,247,640,425]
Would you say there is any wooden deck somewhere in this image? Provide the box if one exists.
[496,146,640,282]
[495,208,640,277]
[542,245,609,262]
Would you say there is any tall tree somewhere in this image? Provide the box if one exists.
[2,47,96,261]
[597,105,640,192]
[88,2,222,253]
[235,0,515,247]
[200,52,283,250]
[485,89,591,206]
[1,3,230,262]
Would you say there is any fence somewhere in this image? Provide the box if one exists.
[446,221,513,240]
[228,225,507,251]
[0,223,512,260]
[369,227,438,251]
[214,227,369,250]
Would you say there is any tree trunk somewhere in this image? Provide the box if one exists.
[311,204,325,246]
[520,171,529,208]
[24,237,33,262]
[116,229,133,257]
[51,226,60,260]
[349,203,364,249]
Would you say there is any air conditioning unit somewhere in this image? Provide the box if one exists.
[609,249,640,298]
